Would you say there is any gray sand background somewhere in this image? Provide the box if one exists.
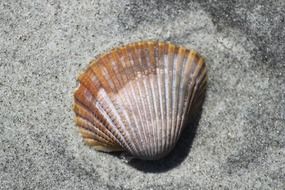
[1,0,284,189]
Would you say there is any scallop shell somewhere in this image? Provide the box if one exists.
[73,41,207,160]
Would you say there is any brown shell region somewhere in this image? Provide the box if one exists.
[73,41,207,160]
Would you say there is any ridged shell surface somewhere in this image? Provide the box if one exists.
[73,41,207,160]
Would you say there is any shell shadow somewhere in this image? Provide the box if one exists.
[126,104,204,173]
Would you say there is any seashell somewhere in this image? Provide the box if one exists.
[73,41,207,160]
